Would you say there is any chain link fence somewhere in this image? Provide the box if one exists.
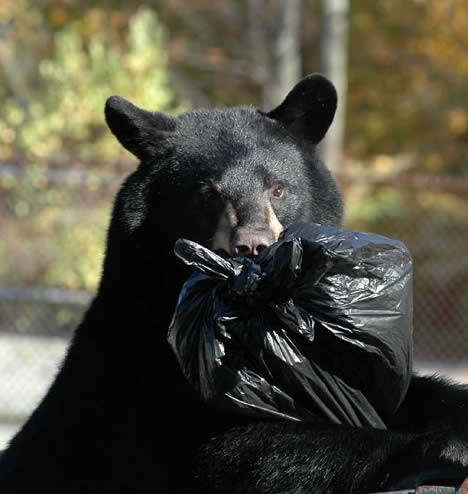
[1,161,467,447]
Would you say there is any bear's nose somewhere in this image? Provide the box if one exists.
[232,231,271,257]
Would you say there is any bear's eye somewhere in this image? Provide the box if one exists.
[271,184,285,199]
[196,182,223,205]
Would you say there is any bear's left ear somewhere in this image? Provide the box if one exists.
[267,73,337,144]
[105,96,176,161]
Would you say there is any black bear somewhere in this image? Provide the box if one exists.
[0,74,467,493]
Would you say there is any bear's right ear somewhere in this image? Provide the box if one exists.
[267,73,337,144]
[105,96,176,161]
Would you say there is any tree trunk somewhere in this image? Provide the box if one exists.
[261,0,303,109]
[320,0,350,174]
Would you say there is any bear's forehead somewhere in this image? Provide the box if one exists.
[177,107,290,144]
[173,107,303,174]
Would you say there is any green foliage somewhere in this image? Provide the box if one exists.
[0,7,184,290]
[0,166,116,290]
[348,0,468,175]
[1,6,182,161]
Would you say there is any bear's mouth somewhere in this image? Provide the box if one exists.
[213,247,267,261]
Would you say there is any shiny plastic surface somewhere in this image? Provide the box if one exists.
[168,223,413,429]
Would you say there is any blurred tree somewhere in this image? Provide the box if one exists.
[0,6,182,290]
[341,0,468,285]
[320,0,349,174]
[347,0,468,176]
[0,6,181,162]
[260,0,303,108]
[156,0,309,109]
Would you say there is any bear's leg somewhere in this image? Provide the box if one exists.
[388,374,468,481]
[392,374,468,432]
[194,421,414,494]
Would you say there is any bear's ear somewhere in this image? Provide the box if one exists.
[105,96,176,161]
[267,73,337,144]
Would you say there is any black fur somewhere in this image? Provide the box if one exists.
[0,74,466,493]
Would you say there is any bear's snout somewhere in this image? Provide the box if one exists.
[212,200,283,258]
[231,227,272,257]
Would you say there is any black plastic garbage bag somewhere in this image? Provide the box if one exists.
[168,223,413,429]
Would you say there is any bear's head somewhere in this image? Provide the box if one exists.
[102,74,343,295]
